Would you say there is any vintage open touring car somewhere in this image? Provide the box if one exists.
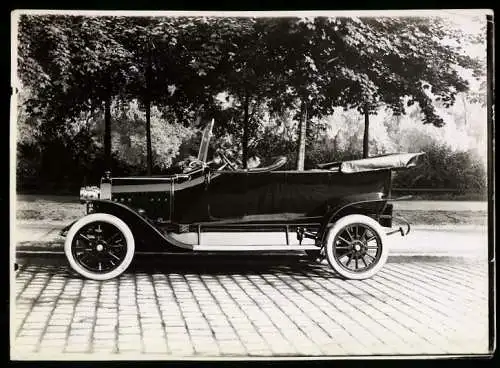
[62,119,424,281]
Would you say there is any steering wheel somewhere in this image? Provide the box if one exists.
[183,158,206,173]
[187,159,203,169]
[219,152,238,171]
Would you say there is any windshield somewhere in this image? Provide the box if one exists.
[197,118,214,163]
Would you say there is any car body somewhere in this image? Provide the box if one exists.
[63,120,424,281]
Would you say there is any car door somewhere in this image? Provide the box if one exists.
[244,170,288,222]
[282,170,334,220]
[205,170,248,221]
[171,170,211,223]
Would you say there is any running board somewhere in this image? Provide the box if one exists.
[192,244,319,251]
[168,231,316,246]
[165,231,318,251]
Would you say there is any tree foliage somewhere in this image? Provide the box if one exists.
[104,100,195,170]
[18,16,135,120]
[16,14,486,182]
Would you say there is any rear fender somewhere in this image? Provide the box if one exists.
[318,194,391,244]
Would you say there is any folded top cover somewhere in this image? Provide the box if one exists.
[339,152,425,173]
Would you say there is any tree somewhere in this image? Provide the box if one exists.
[115,16,186,174]
[259,17,343,170]
[18,15,195,174]
[181,16,484,169]
[17,14,485,175]
[17,15,137,170]
[167,17,280,168]
[323,16,484,157]
[265,16,484,165]
[100,100,195,171]
[206,18,276,168]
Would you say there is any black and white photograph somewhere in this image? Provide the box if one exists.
[10,9,495,360]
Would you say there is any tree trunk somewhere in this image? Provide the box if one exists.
[104,94,112,171]
[145,43,153,175]
[242,92,249,169]
[145,101,152,175]
[296,100,307,171]
[363,105,369,159]
[461,94,468,127]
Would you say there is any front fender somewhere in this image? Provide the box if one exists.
[64,200,188,252]
[60,220,77,236]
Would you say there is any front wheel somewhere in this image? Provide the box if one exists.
[325,214,388,280]
[64,213,135,281]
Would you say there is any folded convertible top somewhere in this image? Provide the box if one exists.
[317,152,425,173]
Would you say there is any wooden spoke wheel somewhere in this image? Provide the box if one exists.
[64,213,135,280]
[325,214,388,280]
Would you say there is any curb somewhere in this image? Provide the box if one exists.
[410,224,487,232]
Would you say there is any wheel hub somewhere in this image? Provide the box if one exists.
[96,244,104,252]
[351,240,365,254]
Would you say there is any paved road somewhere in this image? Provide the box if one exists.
[11,254,490,358]
[11,214,491,358]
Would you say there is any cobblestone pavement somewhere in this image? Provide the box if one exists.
[11,255,490,359]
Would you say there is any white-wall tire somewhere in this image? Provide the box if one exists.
[325,214,388,280]
[64,213,135,281]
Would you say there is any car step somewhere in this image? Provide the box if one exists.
[192,244,320,251]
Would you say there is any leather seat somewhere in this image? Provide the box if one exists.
[246,156,288,173]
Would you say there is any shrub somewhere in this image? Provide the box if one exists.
[392,142,487,193]
[305,136,362,169]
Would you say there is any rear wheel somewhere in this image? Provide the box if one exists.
[64,213,135,281]
[325,214,388,280]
